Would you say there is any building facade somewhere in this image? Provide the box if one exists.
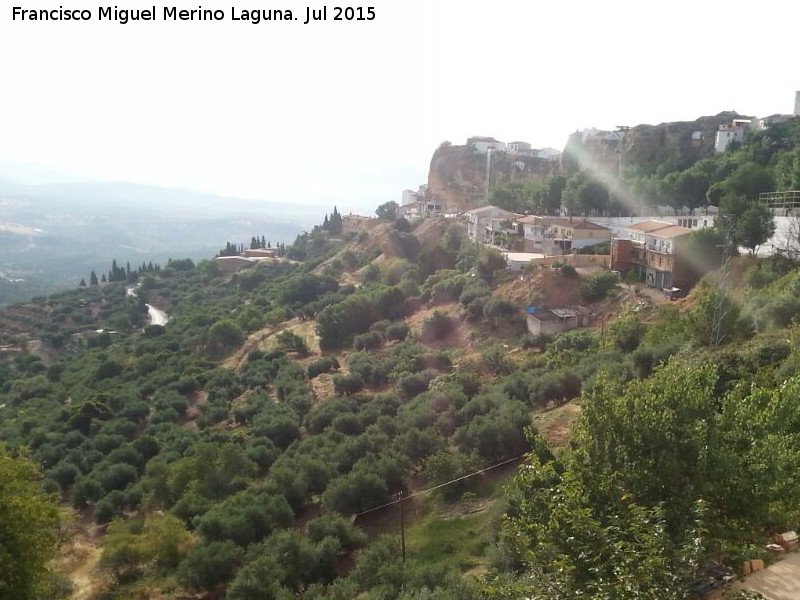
[467,136,507,155]
[342,214,381,234]
[545,218,611,253]
[715,119,752,153]
[610,220,693,289]
[464,205,516,242]
[526,306,590,336]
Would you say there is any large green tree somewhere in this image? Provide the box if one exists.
[0,448,62,600]
[497,361,800,598]
[737,201,776,254]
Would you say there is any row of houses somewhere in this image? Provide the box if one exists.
[464,206,613,255]
[465,205,702,291]
[467,136,562,161]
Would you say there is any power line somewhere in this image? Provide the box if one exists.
[353,454,526,518]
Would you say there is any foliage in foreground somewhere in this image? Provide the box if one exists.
[0,448,63,600]
[497,358,800,598]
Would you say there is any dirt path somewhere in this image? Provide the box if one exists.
[733,552,800,599]
[222,318,300,371]
[69,540,103,600]
[51,514,107,600]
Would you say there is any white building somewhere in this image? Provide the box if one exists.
[464,205,516,242]
[795,91,800,117]
[545,218,612,253]
[401,189,419,206]
[398,200,444,219]
[517,215,556,253]
[755,114,794,130]
[467,136,507,154]
[715,119,752,153]
[526,306,590,337]
[505,252,545,271]
[507,141,532,154]
[537,147,562,161]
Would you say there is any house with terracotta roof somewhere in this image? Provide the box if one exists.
[464,205,516,242]
[611,220,695,289]
[544,218,611,253]
[516,215,556,253]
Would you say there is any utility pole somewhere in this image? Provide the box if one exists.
[398,490,406,565]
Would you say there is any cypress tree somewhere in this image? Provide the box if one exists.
[329,206,343,235]
[90,271,98,286]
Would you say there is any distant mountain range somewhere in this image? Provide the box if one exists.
[0,176,326,305]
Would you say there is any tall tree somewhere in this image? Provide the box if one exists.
[737,201,776,254]
[0,448,62,599]
[90,271,99,286]
[375,201,399,221]
[329,207,343,235]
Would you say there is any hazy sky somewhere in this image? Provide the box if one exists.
[1,0,798,213]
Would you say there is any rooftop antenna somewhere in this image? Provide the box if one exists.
[484,148,493,204]
[710,214,736,346]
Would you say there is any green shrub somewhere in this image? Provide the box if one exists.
[306,356,340,378]
[422,311,455,342]
[333,373,364,396]
[385,321,410,342]
[178,541,245,590]
[580,270,618,301]
[353,331,384,351]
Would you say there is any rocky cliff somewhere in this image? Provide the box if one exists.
[564,112,751,177]
[427,112,753,212]
[426,143,559,212]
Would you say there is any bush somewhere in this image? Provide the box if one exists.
[550,329,597,353]
[422,449,481,500]
[483,297,517,325]
[307,515,366,550]
[553,262,577,277]
[607,315,646,353]
[385,321,410,342]
[178,541,245,590]
[353,331,384,351]
[528,370,582,407]
[333,373,364,396]
[580,270,618,301]
[275,330,309,355]
[397,370,437,400]
[421,311,455,342]
[519,333,551,350]
[206,319,244,357]
[459,280,491,307]
[306,356,340,378]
